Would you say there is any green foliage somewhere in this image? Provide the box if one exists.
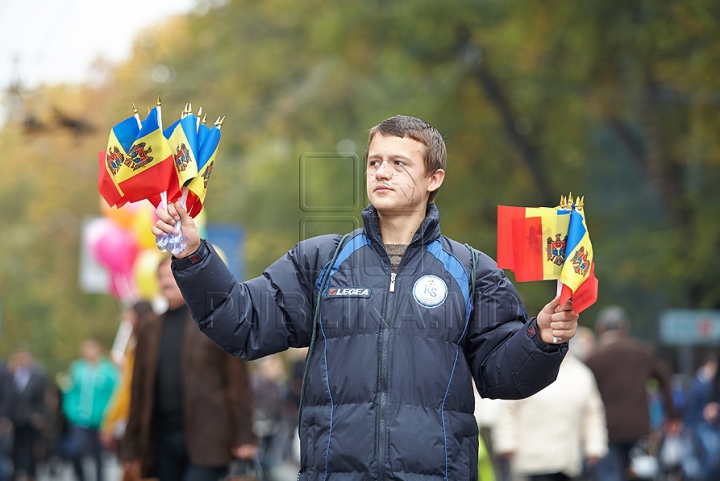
[1,0,720,370]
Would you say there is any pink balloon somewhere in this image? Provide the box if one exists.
[93,222,139,275]
[84,218,115,254]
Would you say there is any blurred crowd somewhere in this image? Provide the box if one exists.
[0,335,305,481]
[2,303,720,481]
[477,306,720,481]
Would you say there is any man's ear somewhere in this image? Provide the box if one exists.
[428,168,445,194]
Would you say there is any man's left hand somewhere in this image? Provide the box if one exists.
[537,295,578,345]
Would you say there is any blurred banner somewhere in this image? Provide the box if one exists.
[206,223,245,281]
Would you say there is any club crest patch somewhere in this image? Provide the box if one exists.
[327,287,372,298]
[413,275,447,308]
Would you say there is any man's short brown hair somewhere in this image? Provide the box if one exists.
[366,115,447,203]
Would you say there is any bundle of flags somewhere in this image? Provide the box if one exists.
[98,98,224,254]
[98,97,223,218]
[497,194,598,313]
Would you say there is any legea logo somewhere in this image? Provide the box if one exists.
[327,287,372,298]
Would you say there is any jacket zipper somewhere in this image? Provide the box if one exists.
[377,271,396,481]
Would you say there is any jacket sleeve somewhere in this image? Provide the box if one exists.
[464,250,567,399]
[173,236,339,361]
[224,354,257,447]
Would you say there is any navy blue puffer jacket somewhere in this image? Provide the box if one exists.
[173,204,566,480]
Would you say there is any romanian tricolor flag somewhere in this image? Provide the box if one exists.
[116,107,179,204]
[497,200,598,313]
[99,116,140,207]
[184,125,220,218]
[164,114,199,200]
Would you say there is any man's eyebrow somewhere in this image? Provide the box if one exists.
[367,153,413,161]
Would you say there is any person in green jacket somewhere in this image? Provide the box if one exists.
[62,338,119,481]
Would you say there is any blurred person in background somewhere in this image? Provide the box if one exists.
[568,326,597,364]
[677,350,719,480]
[492,343,608,481]
[0,359,13,481]
[585,305,681,481]
[250,356,286,480]
[101,301,156,481]
[8,347,47,481]
[37,383,69,478]
[62,338,119,481]
[122,256,257,481]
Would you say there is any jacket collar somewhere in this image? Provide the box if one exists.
[361,203,441,247]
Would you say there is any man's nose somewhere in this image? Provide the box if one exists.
[374,160,392,180]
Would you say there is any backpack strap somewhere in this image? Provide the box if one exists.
[298,233,350,422]
[465,243,478,309]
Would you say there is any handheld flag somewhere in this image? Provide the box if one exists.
[184,117,222,217]
[497,195,597,313]
[116,106,179,203]
[100,115,141,207]
[164,113,199,198]
[558,204,598,313]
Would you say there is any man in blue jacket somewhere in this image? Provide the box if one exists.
[153,115,579,480]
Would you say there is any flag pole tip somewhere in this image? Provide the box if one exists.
[157,95,162,106]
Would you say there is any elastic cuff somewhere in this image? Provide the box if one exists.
[172,239,210,270]
[526,318,564,352]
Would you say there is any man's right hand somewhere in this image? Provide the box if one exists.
[152,202,201,259]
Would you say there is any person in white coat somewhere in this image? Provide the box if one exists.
[492,348,608,481]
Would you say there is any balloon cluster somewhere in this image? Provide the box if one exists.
[83,199,207,303]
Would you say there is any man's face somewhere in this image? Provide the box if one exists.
[366,133,444,214]
[158,261,185,309]
[80,340,101,363]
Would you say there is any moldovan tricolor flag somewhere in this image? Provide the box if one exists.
[99,116,140,207]
[184,125,220,218]
[558,207,598,314]
[116,107,179,203]
[497,206,571,282]
[497,204,598,313]
[163,115,199,200]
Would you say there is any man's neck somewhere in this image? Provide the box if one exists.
[377,210,425,245]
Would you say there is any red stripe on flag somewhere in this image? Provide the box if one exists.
[511,216,544,281]
[118,156,179,203]
[497,206,526,269]
[98,151,124,207]
[560,262,598,314]
[185,191,204,218]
